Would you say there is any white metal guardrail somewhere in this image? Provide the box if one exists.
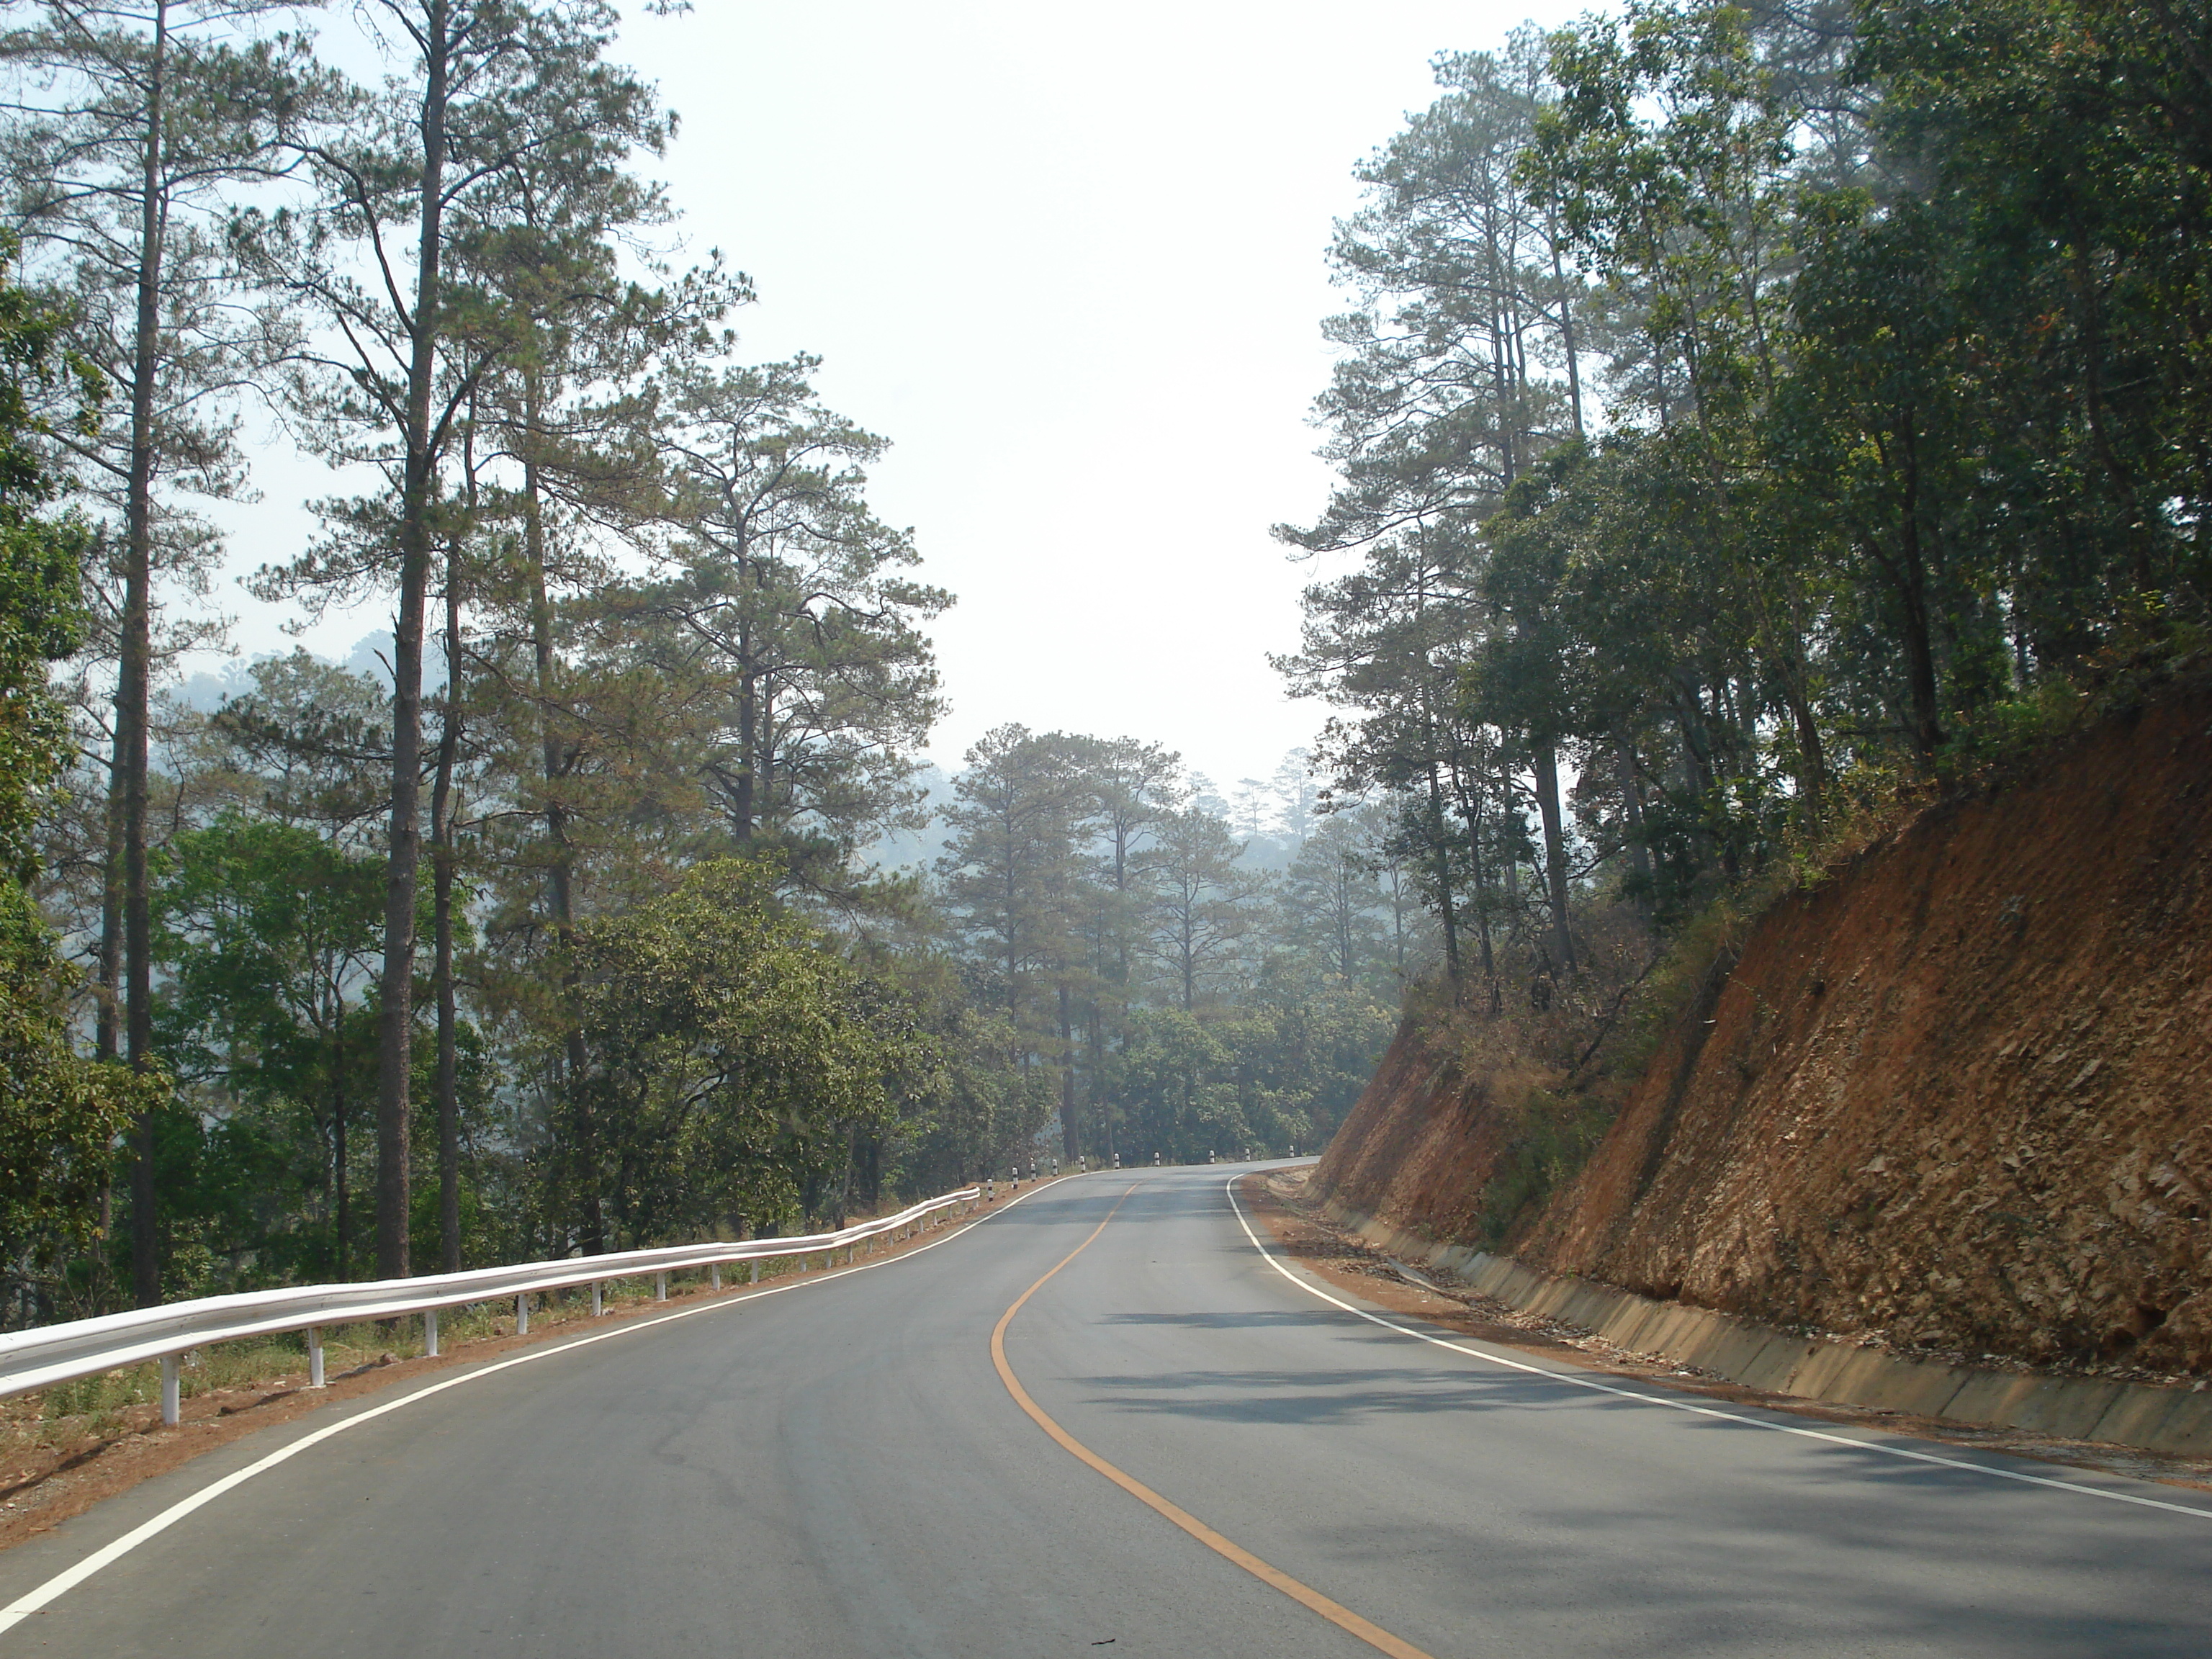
[0,1185,986,1426]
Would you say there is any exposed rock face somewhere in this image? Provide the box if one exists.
[1316,684,2212,1372]
[1310,1021,1543,1244]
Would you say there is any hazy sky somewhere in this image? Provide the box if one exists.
[213,0,1585,792]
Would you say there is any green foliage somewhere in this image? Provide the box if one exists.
[0,240,148,1303]
[148,812,390,1283]
[567,859,923,1244]
[0,881,148,1280]
[1115,979,1395,1165]
[1473,1086,1618,1246]
[1284,0,2212,1032]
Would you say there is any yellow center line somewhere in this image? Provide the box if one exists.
[989,1184,1438,1659]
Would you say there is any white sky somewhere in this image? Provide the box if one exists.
[211,0,1587,792]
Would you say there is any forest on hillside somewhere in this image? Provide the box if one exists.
[0,0,1437,1323]
[0,0,2203,1325]
[1278,0,2208,1083]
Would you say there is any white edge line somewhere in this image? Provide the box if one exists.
[0,1176,1079,1635]
[1223,1174,2212,1524]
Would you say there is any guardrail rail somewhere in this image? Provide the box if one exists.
[0,1185,986,1426]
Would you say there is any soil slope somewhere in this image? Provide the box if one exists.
[1316,683,2212,1372]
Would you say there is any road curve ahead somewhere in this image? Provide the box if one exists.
[1,1166,2207,1657]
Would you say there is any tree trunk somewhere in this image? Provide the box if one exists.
[1425,763,1460,980]
[1335,857,1354,984]
[375,1,453,1280]
[1895,429,1943,765]
[1057,978,1079,1163]
[1532,745,1576,975]
[1781,673,1828,827]
[521,427,599,1254]
[431,567,462,1273]
[331,997,349,1281]
[122,0,170,1310]
[1453,768,1497,984]
[96,738,123,1063]
[733,619,756,843]
[1087,997,1109,1160]
[1550,226,1585,441]
[1385,860,1408,976]
[94,742,123,1309]
[1617,738,1654,912]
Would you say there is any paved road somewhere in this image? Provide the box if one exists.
[1,1166,2207,1657]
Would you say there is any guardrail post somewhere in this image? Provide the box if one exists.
[0,1182,985,1410]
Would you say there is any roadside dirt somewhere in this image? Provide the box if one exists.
[1317,681,2212,1380]
[0,1182,1058,1556]
[1241,1167,2212,1498]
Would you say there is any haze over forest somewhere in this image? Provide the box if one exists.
[0,0,2199,1326]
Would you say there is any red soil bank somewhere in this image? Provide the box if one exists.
[1318,683,2212,1371]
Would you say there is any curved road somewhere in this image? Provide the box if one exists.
[1,1166,2206,1656]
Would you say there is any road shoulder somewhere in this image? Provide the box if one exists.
[1238,1166,2212,1499]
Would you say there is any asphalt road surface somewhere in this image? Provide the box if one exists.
[1,1165,2207,1657]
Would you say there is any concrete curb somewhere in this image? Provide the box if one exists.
[1316,1196,2212,1458]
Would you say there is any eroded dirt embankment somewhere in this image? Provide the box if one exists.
[1315,683,2212,1373]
